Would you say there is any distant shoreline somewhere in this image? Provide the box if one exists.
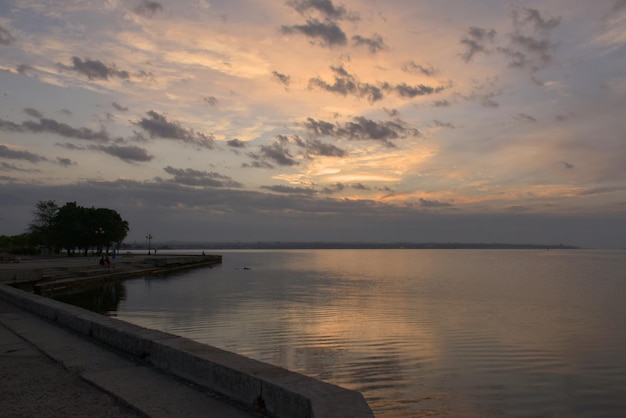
[121,242,580,250]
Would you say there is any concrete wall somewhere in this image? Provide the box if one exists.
[0,269,43,284]
[0,284,374,418]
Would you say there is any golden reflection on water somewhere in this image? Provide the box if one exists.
[58,249,626,417]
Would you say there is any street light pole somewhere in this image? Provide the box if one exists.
[146,233,153,255]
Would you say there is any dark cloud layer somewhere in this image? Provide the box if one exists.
[2,181,623,247]
[57,57,130,81]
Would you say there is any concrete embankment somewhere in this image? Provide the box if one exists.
[0,258,374,418]
[0,255,222,296]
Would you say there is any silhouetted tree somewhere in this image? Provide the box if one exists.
[28,201,130,256]
[27,200,59,250]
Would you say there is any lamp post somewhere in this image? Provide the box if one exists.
[95,227,105,255]
[146,233,153,255]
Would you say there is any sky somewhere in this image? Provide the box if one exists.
[1,0,625,248]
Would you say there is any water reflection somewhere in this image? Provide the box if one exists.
[55,281,127,315]
[53,250,626,417]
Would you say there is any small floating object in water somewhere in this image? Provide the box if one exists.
[243,267,251,270]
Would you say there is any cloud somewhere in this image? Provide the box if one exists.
[309,65,382,102]
[256,141,299,167]
[203,96,218,106]
[309,65,443,102]
[261,185,316,196]
[0,111,116,143]
[492,8,561,70]
[496,47,528,68]
[0,162,40,173]
[401,61,438,76]
[514,113,537,122]
[135,110,216,149]
[286,0,355,21]
[162,166,243,188]
[23,108,43,118]
[272,71,291,88]
[227,139,247,148]
[133,0,163,17]
[281,19,347,47]
[303,116,420,147]
[385,82,444,98]
[291,135,346,157]
[16,64,34,75]
[512,7,561,32]
[21,116,110,141]
[576,186,626,196]
[433,99,451,107]
[433,120,456,129]
[460,26,496,62]
[0,144,46,163]
[56,157,75,167]
[509,34,554,67]
[57,57,130,81]
[610,0,626,15]
[95,145,153,163]
[419,198,453,208]
[112,102,128,112]
[352,33,386,54]
[0,26,14,45]
[321,182,369,194]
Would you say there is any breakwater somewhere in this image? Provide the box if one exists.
[0,255,222,295]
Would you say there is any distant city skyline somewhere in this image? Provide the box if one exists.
[1,1,625,248]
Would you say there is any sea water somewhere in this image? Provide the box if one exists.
[56,249,626,417]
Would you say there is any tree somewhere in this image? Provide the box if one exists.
[28,201,130,256]
[28,200,59,250]
[88,207,130,254]
[52,202,85,256]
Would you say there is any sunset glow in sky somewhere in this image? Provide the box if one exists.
[1,0,625,247]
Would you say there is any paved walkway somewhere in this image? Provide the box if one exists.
[0,298,264,418]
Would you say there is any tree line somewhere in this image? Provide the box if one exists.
[1,200,129,256]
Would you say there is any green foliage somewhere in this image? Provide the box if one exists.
[27,200,130,256]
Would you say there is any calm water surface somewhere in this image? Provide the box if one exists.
[56,249,626,417]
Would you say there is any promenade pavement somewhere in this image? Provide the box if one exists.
[0,297,265,418]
